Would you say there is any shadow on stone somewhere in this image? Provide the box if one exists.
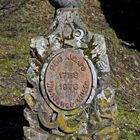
[0,105,29,140]
[99,0,140,51]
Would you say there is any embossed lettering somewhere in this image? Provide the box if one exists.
[59,83,79,91]
[50,56,63,71]
[59,72,78,79]
[45,50,92,110]
[66,53,86,71]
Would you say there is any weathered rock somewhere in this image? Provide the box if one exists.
[23,0,118,139]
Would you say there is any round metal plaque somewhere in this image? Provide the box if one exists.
[44,50,92,110]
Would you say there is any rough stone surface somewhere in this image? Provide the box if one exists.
[23,2,118,139]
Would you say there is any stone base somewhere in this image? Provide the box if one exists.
[23,4,119,140]
[24,125,119,140]
[23,127,49,140]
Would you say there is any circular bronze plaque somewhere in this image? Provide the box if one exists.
[44,50,92,110]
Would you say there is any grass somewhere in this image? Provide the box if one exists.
[0,0,139,139]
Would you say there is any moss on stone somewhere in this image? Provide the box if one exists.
[0,0,140,139]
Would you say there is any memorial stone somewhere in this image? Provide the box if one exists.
[23,0,119,139]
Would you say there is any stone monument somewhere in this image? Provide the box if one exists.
[24,0,119,139]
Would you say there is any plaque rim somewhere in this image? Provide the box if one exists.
[40,49,97,111]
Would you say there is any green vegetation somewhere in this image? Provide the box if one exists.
[0,0,139,139]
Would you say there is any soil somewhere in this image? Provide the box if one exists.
[0,0,140,139]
